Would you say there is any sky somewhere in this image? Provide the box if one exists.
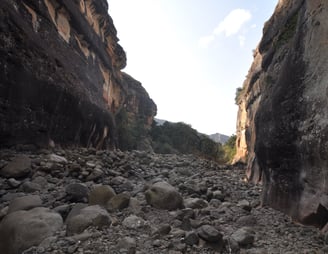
[108,0,278,136]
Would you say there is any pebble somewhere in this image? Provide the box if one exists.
[0,148,324,253]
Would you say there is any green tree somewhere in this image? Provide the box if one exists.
[235,87,244,105]
[222,135,237,163]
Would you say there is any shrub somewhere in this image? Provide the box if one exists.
[150,121,226,162]
[235,87,244,105]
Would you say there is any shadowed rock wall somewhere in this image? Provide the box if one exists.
[0,0,156,149]
[235,0,328,229]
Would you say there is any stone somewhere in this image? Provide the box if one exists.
[197,225,223,243]
[48,154,68,164]
[237,199,252,212]
[66,183,89,202]
[65,203,88,223]
[0,207,9,220]
[8,178,21,188]
[21,181,41,193]
[145,182,183,210]
[154,224,171,236]
[0,155,31,178]
[231,227,255,246]
[225,237,240,253]
[32,176,48,188]
[0,207,63,254]
[86,168,104,181]
[184,198,208,209]
[111,176,134,193]
[88,185,116,206]
[66,205,111,235]
[8,195,43,214]
[128,197,142,213]
[176,208,196,220]
[212,190,225,201]
[106,192,130,211]
[184,231,199,246]
[0,144,325,252]
[236,215,257,227]
[53,204,71,220]
[122,215,146,229]
[116,236,136,253]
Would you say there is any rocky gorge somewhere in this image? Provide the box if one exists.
[0,148,326,253]
[1,0,328,253]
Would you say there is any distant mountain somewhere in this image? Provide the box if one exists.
[208,133,230,144]
[154,118,168,126]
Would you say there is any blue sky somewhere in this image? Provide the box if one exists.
[108,0,278,135]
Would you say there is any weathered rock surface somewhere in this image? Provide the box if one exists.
[234,0,328,229]
[88,184,116,206]
[145,181,184,210]
[0,0,156,149]
[0,148,325,253]
[0,154,31,178]
[7,194,42,213]
[0,207,63,254]
[66,205,111,236]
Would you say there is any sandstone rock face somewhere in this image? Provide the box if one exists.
[235,0,328,228]
[0,0,156,149]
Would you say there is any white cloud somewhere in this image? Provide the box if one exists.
[199,8,252,48]
[198,35,215,48]
[214,9,252,37]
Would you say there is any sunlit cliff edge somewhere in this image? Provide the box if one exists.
[234,0,328,230]
[0,0,156,149]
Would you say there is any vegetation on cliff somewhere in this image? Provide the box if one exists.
[150,121,236,163]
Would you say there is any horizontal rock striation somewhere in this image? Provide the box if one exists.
[235,0,328,229]
[0,0,156,149]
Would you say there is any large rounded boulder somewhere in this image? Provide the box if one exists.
[0,207,63,254]
[145,181,183,210]
[66,205,111,235]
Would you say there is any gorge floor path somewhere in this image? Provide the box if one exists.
[0,148,326,253]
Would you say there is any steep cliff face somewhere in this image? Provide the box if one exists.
[235,0,328,229]
[0,0,156,149]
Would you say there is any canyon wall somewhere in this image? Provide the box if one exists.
[0,0,156,149]
[235,0,328,229]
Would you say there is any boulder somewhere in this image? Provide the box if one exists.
[122,215,146,229]
[106,192,130,211]
[88,185,116,206]
[48,154,68,164]
[65,183,89,202]
[0,207,63,254]
[145,182,183,210]
[21,181,41,193]
[8,195,42,214]
[231,227,255,246]
[184,231,199,246]
[197,225,223,243]
[184,198,208,209]
[66,205,111,235]
[0,155,31,178]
